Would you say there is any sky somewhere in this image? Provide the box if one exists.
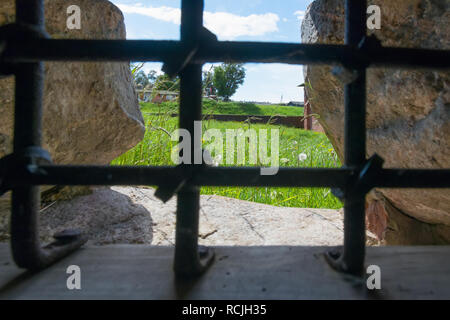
[110,0,314,103]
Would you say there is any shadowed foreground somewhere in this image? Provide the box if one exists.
[0,244,449,299]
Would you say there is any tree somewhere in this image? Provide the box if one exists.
[147,70,158,84]
[153,74,180,91]
[130,62,144,75]
[134,70,150,88]
[202,66,216,96]
[212,63,246,101]
[130,63,158,88]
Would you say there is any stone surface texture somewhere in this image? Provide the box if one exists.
[0,0,144,237]
[3,186,345,246]
[0,0,145,164]
[302,0,450,244]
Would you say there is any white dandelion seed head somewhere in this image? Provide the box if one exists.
[213,154,222,167]
[298,153,307,161]
[203,149,213,164]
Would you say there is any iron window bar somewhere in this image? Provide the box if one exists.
[3,40,449,69]
[0,0,449,276]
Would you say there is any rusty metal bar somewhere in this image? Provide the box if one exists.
[173,0,214,278]
[3,39,449,69]
[340,0,368,276]
[5,165,450,189]
[325,0,368,276]
[0,0,447,279]
[8,166,353,188]
[10,0,86,271]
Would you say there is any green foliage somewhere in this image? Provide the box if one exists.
[147,70,158,83]
[212,63,246,101]
[130,63,159,88]
[134,70,150,87]
[202,65,216,95]
[153,74,180,91]
[130,62,144,75]
[140,100,303,117]
[112,113,342,209]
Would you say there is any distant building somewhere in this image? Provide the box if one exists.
[151,90,179,104]
[136,88,152,102]
[298,82,323,132]
[287,101,304,107]
[136,89,179,104]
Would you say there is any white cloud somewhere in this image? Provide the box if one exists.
[142,62,163,75]
[117,4,180,24]
[294,10,305,21]
[204,12,279,40]
[116,3,279,40]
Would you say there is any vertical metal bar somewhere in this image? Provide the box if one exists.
[180,0,203,44]
[11,0,46,268]
[15,0,45,26]
[174,0,214,277]
[341,0,367,275]
[326,0,368,276]
[11,0,86,270]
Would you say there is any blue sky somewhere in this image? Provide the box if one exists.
[111,0,313,103]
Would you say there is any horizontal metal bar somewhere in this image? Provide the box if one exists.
[4,40,179,62]
[9,165,450,189]
[200,42,450,69]
[374,169,450,188]
[367,47,450,70]
[4,39,450,69]
[15,166,353,188]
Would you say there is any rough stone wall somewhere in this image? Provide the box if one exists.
[0,0,145,240]
[0,0,145,164]
[302,0,450,244]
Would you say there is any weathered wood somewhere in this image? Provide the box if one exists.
[0,244,449,299]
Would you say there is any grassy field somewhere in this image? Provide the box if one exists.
[140,99,303,117]
[112,112,343,209]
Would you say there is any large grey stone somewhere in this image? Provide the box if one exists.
[0,0,145,164]
[0,0,144,238]
[302,0,450,244]
[30,186,346,246]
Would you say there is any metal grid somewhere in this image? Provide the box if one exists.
[1,0,449,277]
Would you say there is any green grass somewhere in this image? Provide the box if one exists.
[112,112,342,209]
[140,99,303,117]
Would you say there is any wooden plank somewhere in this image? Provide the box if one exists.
[0,244,449,299]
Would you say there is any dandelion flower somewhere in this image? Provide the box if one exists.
[203,150,214,165]
[298,153,307,162]
[213,154,222,167]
